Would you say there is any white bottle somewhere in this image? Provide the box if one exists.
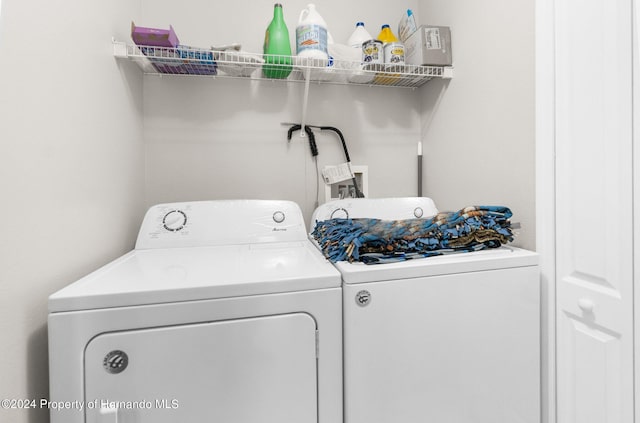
[347,22,373,49]
[296,4,329,60]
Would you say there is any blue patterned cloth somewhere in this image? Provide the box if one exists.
[311,206,514,264]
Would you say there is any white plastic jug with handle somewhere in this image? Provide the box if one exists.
[296,4,329,60]
[347,22,373,48]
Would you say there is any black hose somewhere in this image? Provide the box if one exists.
[318,126,364,198]
[287,124,318,157]
[319,126,351,162]
[287,123,364,198]
[305,126,318,157]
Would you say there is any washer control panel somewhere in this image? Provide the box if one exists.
[311,197,439,227]
[136,200,307,249]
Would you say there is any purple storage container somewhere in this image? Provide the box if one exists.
[131,21,179,47]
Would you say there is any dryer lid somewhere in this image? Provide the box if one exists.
[49,241,340,312]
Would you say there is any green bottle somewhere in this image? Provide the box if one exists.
[263,3,293,79]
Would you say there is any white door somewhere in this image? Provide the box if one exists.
[555,0,634,421]
[84,313,318,423]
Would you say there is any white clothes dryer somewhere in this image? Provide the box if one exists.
[48,200,342,423]
[311,198,540,423]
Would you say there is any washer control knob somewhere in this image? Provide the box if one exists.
[330,208,349,219]
[163,210,187,232]
[414,207,424,218]
[273,211,286,223]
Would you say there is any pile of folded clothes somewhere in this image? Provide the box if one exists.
[311,205,515,264]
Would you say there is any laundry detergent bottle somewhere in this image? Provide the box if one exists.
[347,22,373,48]
[263,3,293,79]
[296,4,329,62]
[377,24,399,43]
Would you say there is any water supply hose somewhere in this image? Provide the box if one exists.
[285,123,364,199]
[317,126,364,198]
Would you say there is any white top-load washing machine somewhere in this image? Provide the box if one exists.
[311,198,540,423]
[48,200,342,423]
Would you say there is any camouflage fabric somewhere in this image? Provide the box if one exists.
[311,206,514,264]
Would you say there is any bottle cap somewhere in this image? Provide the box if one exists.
[381,24,390,29]
[356,22,364,27]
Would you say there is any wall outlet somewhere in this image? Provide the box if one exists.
[324,165,368,202]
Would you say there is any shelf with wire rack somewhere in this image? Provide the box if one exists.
[112,41,454,89]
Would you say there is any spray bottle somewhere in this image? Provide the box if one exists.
[263,3,292,79]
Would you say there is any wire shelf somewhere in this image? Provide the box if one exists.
[113,41,453,88]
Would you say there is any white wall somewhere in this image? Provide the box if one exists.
[140,0,424,222]
[141,0,420,54]
[139,0,536,244]
[0,1,144,422]
[143,79,422,221]
[419,0,536,249]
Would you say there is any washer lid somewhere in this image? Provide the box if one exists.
[334,246,539,284]
[48,242,340,312]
